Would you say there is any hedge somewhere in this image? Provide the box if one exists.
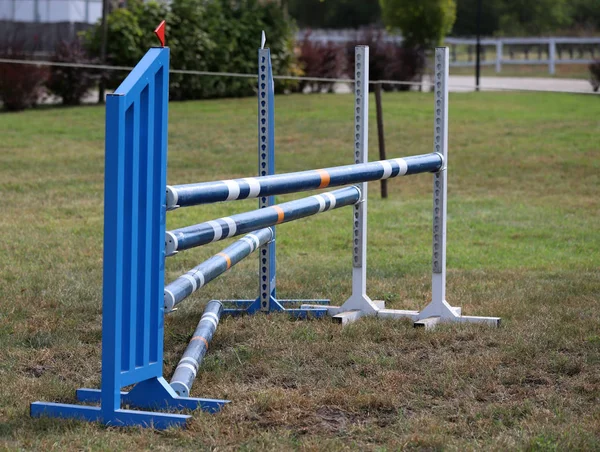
[84,0,297,100]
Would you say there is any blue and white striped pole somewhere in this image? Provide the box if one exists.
[166,153,442,209]
[170,300,223,397]
[165,186,360,256]
[164,228,274,311]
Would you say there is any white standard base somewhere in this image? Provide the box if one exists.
[300,299,500,329]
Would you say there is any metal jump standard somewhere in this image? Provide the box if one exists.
[30,25,499,430]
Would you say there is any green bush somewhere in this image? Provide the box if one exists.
[166,0,215,100]
[83,1,168,89]
[83,0,296,99]
[84,8,143,89]
[169,0,297,100]
[289,0,381,29]
[379,0,456,49]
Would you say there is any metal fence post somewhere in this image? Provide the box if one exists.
[374,83,388,198]
[495,40,503,73]
[549,39,556,75]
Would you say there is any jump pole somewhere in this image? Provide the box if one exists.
[408,48,500,328]
[166,153,441,208]
[334,45,381,322]
[166,186,361,255]
[170,300,224,397]
[164,228,275,311]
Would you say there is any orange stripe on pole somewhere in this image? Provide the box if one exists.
[273,206,285,224]
[191,335,209,349]
[316,169,331,188]
[217,252,232,269]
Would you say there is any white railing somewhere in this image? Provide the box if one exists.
[297,30,600,75]
[446,37,600,74]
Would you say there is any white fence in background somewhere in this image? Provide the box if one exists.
[298,30,600,75]
[447,37,600,75]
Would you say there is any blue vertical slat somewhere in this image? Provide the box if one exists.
[128,99,141,372]
[102,93,126,414]
[144,77,155,366]
[153,58,169,366]
[149,69,161,364]
[121,104,133,374]
[137,84,151,368]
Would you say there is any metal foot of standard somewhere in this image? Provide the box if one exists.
[75,377,228,413]
[414,299,500,329]
[414,315,501,330]
[30,403,192,429]
[302,301,499,329]
[31,377,228,429]
[221,297,330,318]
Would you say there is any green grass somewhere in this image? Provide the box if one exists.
[0,91,599,450]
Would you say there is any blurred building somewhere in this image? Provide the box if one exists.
[0,0,177,52]
[0,0,103,23]
[0,0,107,52]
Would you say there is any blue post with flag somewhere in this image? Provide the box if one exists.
[30,23,228,429]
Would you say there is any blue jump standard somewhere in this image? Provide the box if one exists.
[30,46,228,430]
[30,377,228,429]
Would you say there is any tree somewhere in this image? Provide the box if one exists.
[451,0,501,36]
[496,0,571,36]
[84,1,169,88]
[84,0,296,99]
[570,0,600,31]
[289,0,381,29]
[379,0,456,49]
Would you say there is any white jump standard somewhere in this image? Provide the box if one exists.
[301,48,500,328]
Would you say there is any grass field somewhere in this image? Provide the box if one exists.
[0,90,599,450]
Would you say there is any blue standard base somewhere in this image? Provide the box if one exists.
[221,297,330,318]
[31,376,229,429]
[30,403,192,429]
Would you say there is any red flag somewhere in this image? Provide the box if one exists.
[154,20,166,47]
